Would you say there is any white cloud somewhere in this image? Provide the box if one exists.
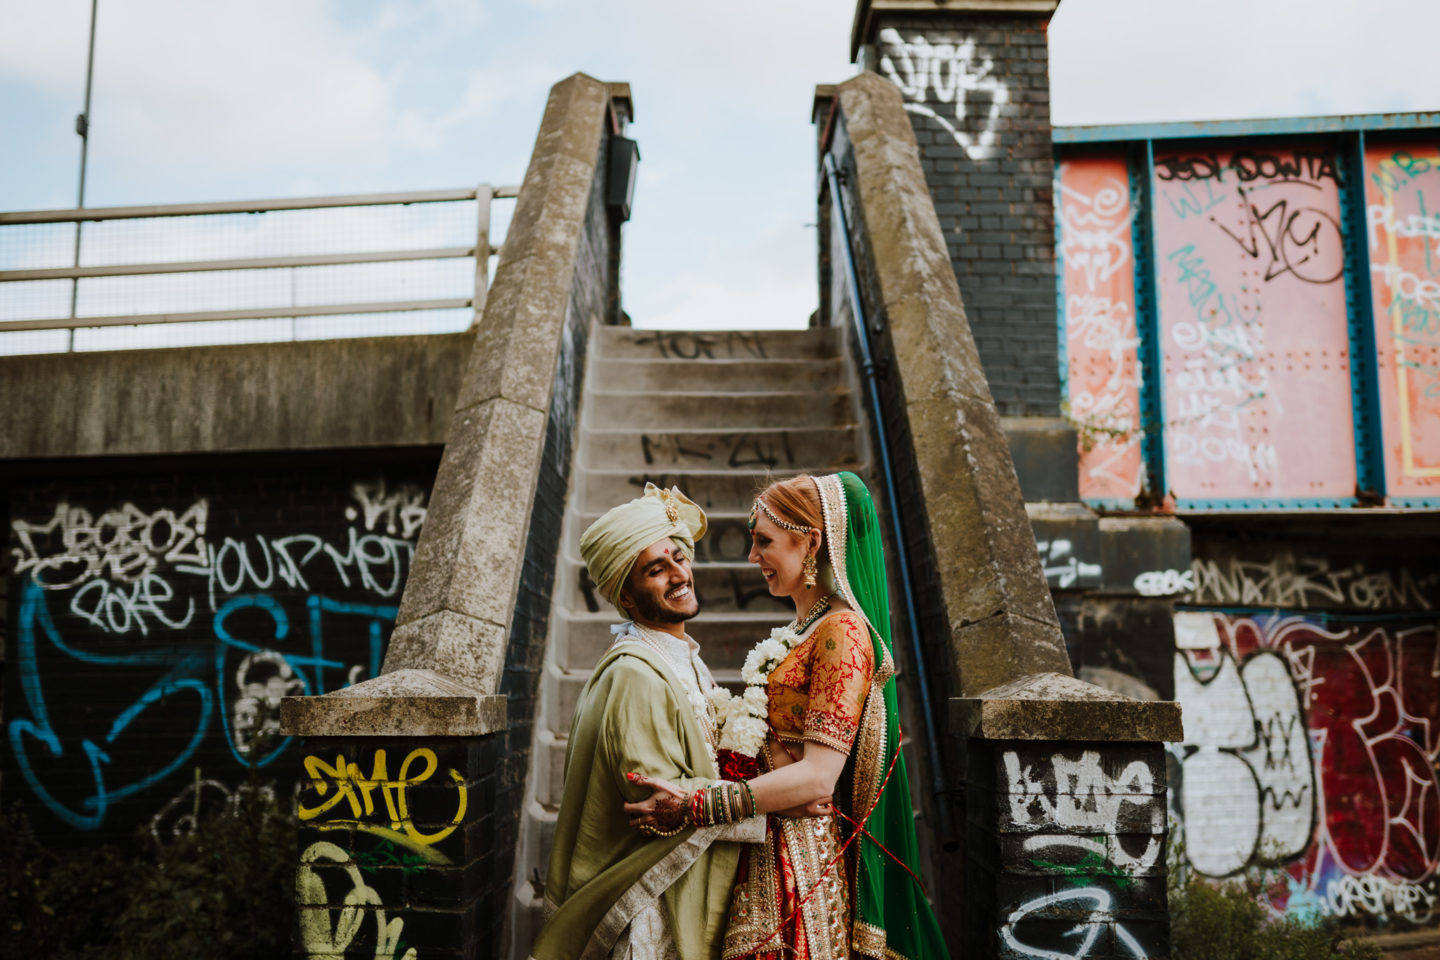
[1050,0,1440,126]
[0,0,483,182]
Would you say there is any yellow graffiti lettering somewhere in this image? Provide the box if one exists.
[297,747,466,849]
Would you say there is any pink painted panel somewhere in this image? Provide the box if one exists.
[1059,156,1143,501]
[1151,147,1357,501]
[1363,144,1440,499]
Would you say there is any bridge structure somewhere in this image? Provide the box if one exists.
[4,2,1440,958]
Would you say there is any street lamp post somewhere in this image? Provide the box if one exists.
[69,0,98,351]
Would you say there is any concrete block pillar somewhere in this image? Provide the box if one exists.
[283,670,507,960]
[953,674,1182,959]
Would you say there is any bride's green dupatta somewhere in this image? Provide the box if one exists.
[818,472,949,960]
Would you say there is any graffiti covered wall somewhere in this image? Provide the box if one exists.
[1059,156,1144,500]
[1055,136,1440,507]
[1172,609,1440,925]
[1365,143,1440,499]
[3,462,433,842]
[1152,147,1356,501]
[964,739,1170,959]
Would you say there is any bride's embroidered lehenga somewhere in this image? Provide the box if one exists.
[722,473,948,960]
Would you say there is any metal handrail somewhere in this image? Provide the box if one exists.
[823,151,956,850]
[0,298,474,332]
[0,246,488,282]
[0,184,519,338]
[0,185,519,225]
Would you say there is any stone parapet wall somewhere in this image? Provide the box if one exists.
[0,333,468,460]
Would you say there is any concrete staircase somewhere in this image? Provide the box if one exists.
[507,324,869,955]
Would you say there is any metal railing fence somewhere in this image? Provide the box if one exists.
[0,184,518,354]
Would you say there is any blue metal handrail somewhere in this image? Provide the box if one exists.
[822,151,955,849]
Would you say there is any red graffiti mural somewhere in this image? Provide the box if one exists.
[1175,611,1440,922]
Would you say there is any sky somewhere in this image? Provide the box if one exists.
[1,0,1437,340]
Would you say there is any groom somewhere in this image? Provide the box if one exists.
[531,483,760,960]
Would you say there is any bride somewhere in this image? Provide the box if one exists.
[624,472,947,960]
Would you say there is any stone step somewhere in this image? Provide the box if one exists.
[587,357,845,393]
[558,556,790,623]
[535,728,567,808]
[559,612,791,676]
[580,426,861,473]
[578,468,849,513]
[593,326,842,361]
[509,798,557,957]
[584,390,854,430]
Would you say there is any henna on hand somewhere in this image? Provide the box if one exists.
[651,792,689,832]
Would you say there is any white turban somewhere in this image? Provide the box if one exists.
[579,483,707,615]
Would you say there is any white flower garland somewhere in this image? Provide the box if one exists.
[709,623,804,757]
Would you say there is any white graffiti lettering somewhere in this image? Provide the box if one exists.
[68,572,196,635]
[231,651,306,757]
[1004,749,1164,836]
[1035,539,1101,590]
[346,480,427,539]
[1327,875,1438,925]
[12,500,209,589]
[1368,203,1440,254]
[1172,632,1315,878]
[1001,887,1149,960]
[876,28,1010,160]
[149,779,278,845]
[1133,568,1195,597]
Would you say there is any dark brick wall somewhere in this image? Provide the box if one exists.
[864,13,1059,416]
[3,451,439,845]
[295,734,505,960]
[964,739,1169,960]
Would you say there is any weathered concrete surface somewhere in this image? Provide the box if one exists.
[950,672,1183,742]
[0,333,466,459]
[280,669,507,738]
[836,72,1071,695]
[283,73,616,743]
[386,74,613,694]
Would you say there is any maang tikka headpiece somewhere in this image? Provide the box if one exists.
[749,497,812,535]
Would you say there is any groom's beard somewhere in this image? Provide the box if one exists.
[630,581,699,624]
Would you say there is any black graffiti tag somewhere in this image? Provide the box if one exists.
[1212,185,1344,285]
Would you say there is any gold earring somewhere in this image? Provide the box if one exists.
[803,553,817,588]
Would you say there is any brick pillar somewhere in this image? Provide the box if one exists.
[283,672,507,960]
[854,0,1060,417]
[954,674,1181,959]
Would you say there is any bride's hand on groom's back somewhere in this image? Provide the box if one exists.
[622,772,688,833]
[774,797,833,818]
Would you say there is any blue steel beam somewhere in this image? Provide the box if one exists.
[1054,112,1440,145]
